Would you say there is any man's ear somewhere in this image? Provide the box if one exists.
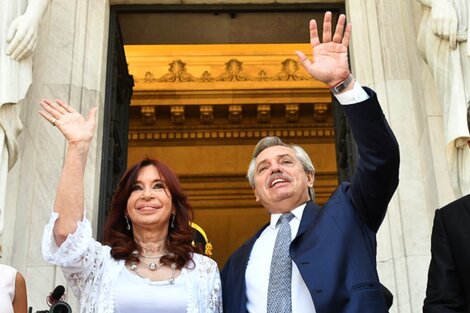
[253,187,260,202]
[307,171,315,187]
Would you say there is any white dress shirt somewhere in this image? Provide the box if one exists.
[245,203,316,313]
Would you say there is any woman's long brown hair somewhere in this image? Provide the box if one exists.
[102,158,197,269]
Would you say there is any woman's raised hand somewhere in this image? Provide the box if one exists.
[39,99,97,145]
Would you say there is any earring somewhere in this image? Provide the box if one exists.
[125,215,131,231]
[170,213,176,229]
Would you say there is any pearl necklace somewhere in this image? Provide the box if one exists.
[130,261,177,284]
[129,250,177,284]
[135,259,164,271]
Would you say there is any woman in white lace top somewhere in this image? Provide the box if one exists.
[39,99,222,313]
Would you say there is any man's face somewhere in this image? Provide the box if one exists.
[253,145,314,213]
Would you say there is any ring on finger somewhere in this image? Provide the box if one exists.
[50,118,57,126]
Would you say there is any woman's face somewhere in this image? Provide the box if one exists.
[126,165,174,231]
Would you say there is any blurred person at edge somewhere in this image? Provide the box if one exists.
[423,194,470,313]
[0,245,28,313]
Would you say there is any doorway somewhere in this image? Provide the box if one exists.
[102,4,346,267]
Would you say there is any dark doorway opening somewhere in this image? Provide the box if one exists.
[100,4,355,264]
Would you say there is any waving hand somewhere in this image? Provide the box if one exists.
[39,99,97,145]
[296,12,352,88]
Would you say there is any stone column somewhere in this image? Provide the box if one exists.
[1,1,109,310]
[346,0,453,312]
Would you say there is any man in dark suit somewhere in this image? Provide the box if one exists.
[423,194,470,313]
[221,11,400,313]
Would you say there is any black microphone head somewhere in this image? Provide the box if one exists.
[50,285,65,301]
[50,301,72,313]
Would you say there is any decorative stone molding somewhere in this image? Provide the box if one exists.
[136,58,312,84]
[272,59,309,81]
[128,125,335,146]
[126,44,334,147]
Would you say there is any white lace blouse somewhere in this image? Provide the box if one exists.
[42,212,222,313]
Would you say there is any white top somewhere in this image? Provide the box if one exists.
[115,267,188,313]
[245,203,316,313]
[42,212,222,313]
[0,263,16,313]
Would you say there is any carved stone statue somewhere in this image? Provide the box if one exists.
[417,0,470,197]
[0,0,50,235]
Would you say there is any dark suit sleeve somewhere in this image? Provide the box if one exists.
[341,88,400,232]
[423,209,467,313]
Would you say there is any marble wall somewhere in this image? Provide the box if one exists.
[0,0,458,312]
[1,0,109,310]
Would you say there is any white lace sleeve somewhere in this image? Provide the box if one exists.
[206,258,223,313]
[41,211,106,299]
[193,254,223,313]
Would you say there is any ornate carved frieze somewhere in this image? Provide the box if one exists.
[126,44,334,147]
[150,60,198,82]
[135,58,312,83]
[129,101,334,145]
[272,59,309,81]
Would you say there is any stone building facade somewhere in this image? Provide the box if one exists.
[0,1,461,312]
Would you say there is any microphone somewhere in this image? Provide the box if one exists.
[46,285,65,306]
[46,285,72,313]
[49,301,72,313]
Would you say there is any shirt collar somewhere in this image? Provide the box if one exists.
[269,203,307,229]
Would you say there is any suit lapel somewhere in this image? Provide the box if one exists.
[295,201,322,238]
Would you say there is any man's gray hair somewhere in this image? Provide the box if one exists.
[247,136,316,200]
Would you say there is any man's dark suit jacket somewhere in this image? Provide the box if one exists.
[221,88,400,313]
[423,194,470,313]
